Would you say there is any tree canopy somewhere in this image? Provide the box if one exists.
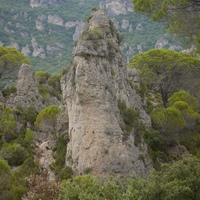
[60,156,200,200]
[132,0,200,51]
[128,48,200,106]
[0,47,30,87]
[0,47,30,77]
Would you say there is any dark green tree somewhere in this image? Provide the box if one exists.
[35,105,61,131]
[0,107,16,142]
[132,0,200,51]
[0,159,15,200]
[129,49,200,106]
[143,156,200,200]
[0,47,30,86]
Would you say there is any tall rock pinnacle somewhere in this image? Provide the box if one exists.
[61,10,152,177]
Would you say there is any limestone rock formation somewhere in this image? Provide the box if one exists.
[105,0,133,16]
[7,64,44,111]
[48,14,64,26]
[30,0,60,8]
[61,10,152,177]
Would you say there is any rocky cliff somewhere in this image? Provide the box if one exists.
[61,10,152,177]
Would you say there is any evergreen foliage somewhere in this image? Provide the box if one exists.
[35,105,61,128]
[0,159,15,200]
[0,107,16,142]
[60,156,200,200]
[0,0,183,76]
[168,90,199,111]
[0,143,29,166]
[35,71,51,84]
[0,47,30,87]
[34,71,62,101]
[50,134,72,180]
[129,48,200,107]
[132,0,200,52]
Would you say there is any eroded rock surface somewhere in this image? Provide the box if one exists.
[61,10,152,177]
[6,64,45,111]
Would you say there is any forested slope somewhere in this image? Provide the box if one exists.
[0,0,184,75]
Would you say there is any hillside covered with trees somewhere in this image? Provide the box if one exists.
[0,0,186,77]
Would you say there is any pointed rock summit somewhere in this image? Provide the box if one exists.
[61,10,152,177]
[7,64,44,111]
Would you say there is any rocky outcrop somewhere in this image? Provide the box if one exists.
[121,19,130,29]
[72,22,85,41]
[31,37,46,58]
[6,64,45,112]
[36,20,45,30]
[105,0,133,16]
[61,10,152,178]
[48,14,64,26]
[30,0,60,8]
[22,45,32,56]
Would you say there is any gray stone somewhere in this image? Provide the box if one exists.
[61,10,152,178]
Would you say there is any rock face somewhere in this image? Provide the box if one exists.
[7,64,44,111]
[48,14,64,26]
[61,10,152,177]
[105,0,133,16]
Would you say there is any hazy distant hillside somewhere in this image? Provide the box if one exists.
[0,0,184,73]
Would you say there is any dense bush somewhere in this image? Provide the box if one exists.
[0,159,15,200]
[34,71,51,84]
[117,99,145,143]
[0,143,29,166]
[35,105,61,128]
[0,47,30,87]
[168,90,199,111]
[36,73,62,100]
[48,74,62,91]
[0,107,16,142]
[151,107,186,137]
[60,156,200,200]
[25,106,38,125]
[129,49,200,107]
[2,85,17,97]
[50,135,70,178]
[61,174,126,200]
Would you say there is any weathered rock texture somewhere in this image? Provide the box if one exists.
[61,10,152,177]
[7,63,60,112]
[7,64,44,111]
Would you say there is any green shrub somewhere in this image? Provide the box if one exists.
[0,143,29,166]
[38,84,49,96]
[2,85,17,97]
[61,175,126,200]
[168,90,199,111]
[50,135,69,176]
[0,159,15,200]
[35,105,61,128]
[0,107,16,142]
[117,99,145,144]
[151,107,186,135]
[16,157,39,178]
[92,7,98,12]
[24,130,34,146]
[48,74,62,91]
[144,129,166,152]
[25,106,38,125]
[57,166,73,181]
[35,71,51,84]
[118,100,138,135]
[49,88,62,100]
